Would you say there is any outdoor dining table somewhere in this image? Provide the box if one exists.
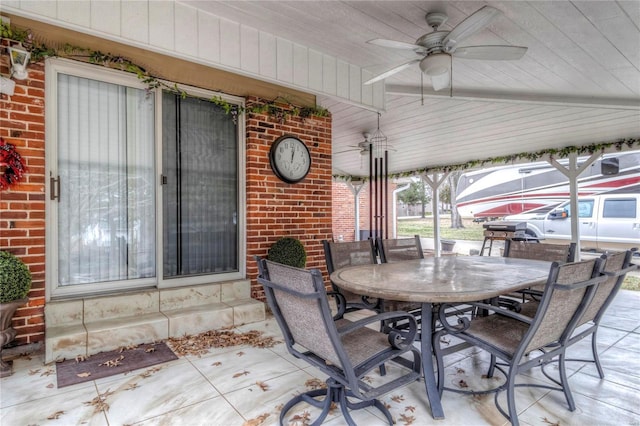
[330,255,552,420]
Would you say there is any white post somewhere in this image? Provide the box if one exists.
[422,172,450,257]
[547,151,600,259]
[393,183,411,238]
[348,180,365,241]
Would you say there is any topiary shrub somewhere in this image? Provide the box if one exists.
[0,251,32,303]
[267,237,307,268]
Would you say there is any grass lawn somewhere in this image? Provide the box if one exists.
[397,217,485,240]
[397,216,639,291]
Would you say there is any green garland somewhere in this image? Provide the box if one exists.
[0,21,329,122]
[333,137,640,182]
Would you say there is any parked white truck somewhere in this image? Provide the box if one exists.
[504,192,640,252]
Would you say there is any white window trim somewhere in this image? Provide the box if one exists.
[45,58,247,300]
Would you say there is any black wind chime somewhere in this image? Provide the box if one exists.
[368,113,389,240]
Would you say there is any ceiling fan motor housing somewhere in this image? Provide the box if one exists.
[414,31,447,55]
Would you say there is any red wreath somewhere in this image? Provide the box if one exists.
[0,137,28,190]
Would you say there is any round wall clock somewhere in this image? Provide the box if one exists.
[269,135,311,184]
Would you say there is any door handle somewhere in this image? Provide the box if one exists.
[50,174,60,201]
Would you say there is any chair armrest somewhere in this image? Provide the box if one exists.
[327,291,347,320]
[337,311,418,349]
[603,264,639,277]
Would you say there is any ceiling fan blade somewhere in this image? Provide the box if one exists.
[443,6,502,53]
[430,69,451,91]
[452,45,527,60]
[364,59,420,85]
[367,38,427,53]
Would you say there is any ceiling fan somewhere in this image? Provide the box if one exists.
[335,132,395,156]
[364,5,528,91]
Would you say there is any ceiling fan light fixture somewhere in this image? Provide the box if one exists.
[419,53,450,76]
[430,70,451,91]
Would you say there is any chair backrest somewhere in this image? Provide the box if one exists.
[257,258,348,369]
[323,239,377,275]
[577,248,637,327]
[521,258,604,355]
[504,240,576,263]
[377,235,424,263]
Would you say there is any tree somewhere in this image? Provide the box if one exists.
[397,179,431,218]
[448,171,464,229]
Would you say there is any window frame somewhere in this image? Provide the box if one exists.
[45,58,246,300]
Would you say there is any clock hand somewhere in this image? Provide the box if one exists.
[291,148,295,163]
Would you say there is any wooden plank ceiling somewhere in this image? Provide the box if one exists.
[173,2,640,175]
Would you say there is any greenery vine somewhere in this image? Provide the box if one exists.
[0,21,329,123]
[333,137,640,182]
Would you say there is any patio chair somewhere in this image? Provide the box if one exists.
[323,239,382,313]
[501,240,577,311]
[552,248,638,378]
[256,258,421,426]
[377,235,424,263]
[433,258,606,426]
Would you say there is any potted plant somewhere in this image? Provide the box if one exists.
[267,237,307,268]
[0,250,32,377]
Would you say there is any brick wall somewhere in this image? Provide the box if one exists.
[245,97,333,300]
[332,180,398,242]
[0,47,46,347]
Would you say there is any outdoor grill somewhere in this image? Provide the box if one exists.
[480,221,534,255]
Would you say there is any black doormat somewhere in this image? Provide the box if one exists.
[56,342,178,388]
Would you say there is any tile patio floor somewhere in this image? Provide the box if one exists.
[1,290,639,426]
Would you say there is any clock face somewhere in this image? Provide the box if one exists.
[269,136,311,184]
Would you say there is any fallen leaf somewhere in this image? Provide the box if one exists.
[77,372,91,378]
[139,366,162,378]
[405,405,416,412]
[233,370,250,378]
[125,383,139,391]
[84,389,114,414]
[47,410,65,420]
[46,383,54,388]
[75,355,86,363]
[455,367,465,374]
[256,381,269,391]
[391,394,405,403]
[458,379,468,388]
[243,412,270,426]
[399,413,415,425]
[211,361,222,367]
[237,351,245,357]
[99,355,125,368]
[288,410,311,425]
[40,368,55,377]
[166,329,279,357]
[144,347,156,353]
[542,417,560,426]
[28,369,41,376]
[304,378,326,390]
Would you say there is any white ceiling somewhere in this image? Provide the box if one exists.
[185,1,640,176]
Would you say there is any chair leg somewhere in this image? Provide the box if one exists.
[505,370,520,426]
[558,352,576,411]
[279,379,393,426]
[486,354,497,378]
[591,329,605,379]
